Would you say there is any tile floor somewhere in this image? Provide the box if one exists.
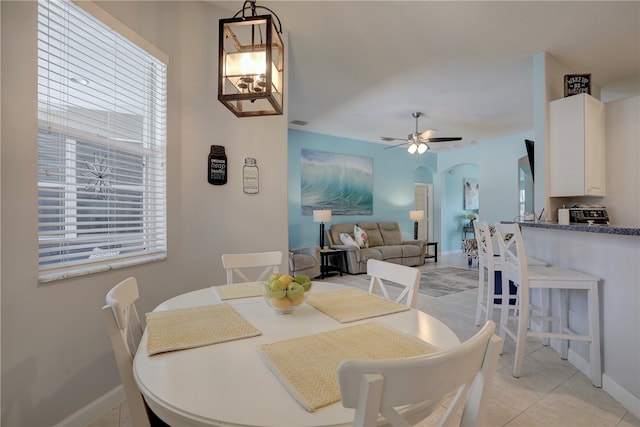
[89,253,639,427]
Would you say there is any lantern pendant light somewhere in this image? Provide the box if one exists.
[218,0,284,117]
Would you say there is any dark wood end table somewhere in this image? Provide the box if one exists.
[319,248,347,279]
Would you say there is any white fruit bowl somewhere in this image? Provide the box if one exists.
[262,281,313,314]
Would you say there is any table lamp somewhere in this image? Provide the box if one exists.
[313,209,332,249]
[409,210,424,240]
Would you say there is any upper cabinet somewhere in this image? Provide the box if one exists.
[550,93,605,197]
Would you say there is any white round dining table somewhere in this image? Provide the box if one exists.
[133,282,461,427]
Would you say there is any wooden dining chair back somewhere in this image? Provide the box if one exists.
[338,321,503,427]
[103,277,152,427]
[495,223,602,386]
[366,259,420,308]
[221,251,283,284]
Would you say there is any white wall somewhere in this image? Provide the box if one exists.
[0,2,289,425]
[603,96,640,227]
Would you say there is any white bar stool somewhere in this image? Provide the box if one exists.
[495,223,602,387]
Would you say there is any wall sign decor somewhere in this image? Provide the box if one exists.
[300,149,373,215]
[208,145,227,185]
[564,73,591,97]
[463,177,479,210]
[243,157,259,194]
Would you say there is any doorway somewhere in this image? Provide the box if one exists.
[414,183,433,242]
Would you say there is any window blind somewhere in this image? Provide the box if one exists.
[37,0,167,282]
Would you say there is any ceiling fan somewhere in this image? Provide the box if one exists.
[382,112,462,154]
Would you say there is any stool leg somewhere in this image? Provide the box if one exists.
[542,288,551,347]
[588,282,602,387]
[486,265,495,324]
[513,282,529,378]
[474,262,486,326]
[559,289,569,359]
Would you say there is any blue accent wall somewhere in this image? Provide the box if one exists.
[288,129,437,248]
[288,129,533,253]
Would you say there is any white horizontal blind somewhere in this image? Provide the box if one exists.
[37,0,167,282]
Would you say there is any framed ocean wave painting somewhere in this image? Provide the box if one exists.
[300,149,373,215]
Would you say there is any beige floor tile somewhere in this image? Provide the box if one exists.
[619,412,640,427]
[506,392,622,427]
[549,373,628,422]
[86,405,120,427]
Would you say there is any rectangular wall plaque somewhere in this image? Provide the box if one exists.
[564,73,591,97]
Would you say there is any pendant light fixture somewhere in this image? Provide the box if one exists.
[218,0,284,117]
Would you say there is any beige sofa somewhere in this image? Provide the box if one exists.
[326,221,426,274]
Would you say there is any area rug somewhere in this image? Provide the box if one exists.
[336,266,479,298]
[418,267,478,297]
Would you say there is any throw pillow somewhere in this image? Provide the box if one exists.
[339,232,359,248]
[354,225,369,248]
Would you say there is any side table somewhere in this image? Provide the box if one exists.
[319,249,347,279]
[425,241,438,262]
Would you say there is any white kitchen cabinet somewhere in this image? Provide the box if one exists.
[550,93,605,197]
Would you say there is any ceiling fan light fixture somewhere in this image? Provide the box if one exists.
[417,143,428,154]
[407,143,418,154]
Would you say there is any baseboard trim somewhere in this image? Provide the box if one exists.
[53,386,124,427]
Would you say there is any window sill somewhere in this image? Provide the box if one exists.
[38,253,167,284]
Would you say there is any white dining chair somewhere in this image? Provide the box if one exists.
[102,277,168,427]
[366,259,421,308]
[221,251,283,284]
[338,320,503,427]
[495,223,602,386]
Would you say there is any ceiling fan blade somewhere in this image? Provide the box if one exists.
[383,140,410,149]
[427,137,463,142]
[419,129,436,140]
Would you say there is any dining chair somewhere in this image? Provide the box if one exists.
[338,320,503,427]
[102,277,169,427]
[495,223,602,386]
[221,251,283,284]
[366,259,421,308]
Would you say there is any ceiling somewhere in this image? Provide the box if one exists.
[214,1,640,153]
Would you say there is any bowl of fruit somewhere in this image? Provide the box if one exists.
[262,273,313,314]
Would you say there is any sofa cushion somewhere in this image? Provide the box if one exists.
[357,221,384,247]
[378,222,403,245]
[359,247,383,262]
[401,244,422,258]
[376,245,403,260]
[354,225,369,248]
[328,223,355,246]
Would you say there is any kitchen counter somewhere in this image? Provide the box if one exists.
[516,221,640,236]
[514,224,639,419]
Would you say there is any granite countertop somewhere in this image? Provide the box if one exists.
[515,221,640,236]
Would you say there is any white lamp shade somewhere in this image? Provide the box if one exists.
[417,143,428,154]
[409,210,424,221]
[407,143,417,154]
[313,210,332,223]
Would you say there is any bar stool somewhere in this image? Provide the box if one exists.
[474,221,546,334]
[495,223,602,387]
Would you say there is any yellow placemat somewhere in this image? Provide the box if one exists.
[306,288,409,323]
[258,322,439,412]
[146,303,261,355]
[212,283,263,300]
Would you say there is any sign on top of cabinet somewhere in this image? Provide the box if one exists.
[550,93,605,197]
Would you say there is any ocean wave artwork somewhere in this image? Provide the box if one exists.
[301,149,373,215]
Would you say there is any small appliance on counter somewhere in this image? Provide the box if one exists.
[568,206,609,225]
